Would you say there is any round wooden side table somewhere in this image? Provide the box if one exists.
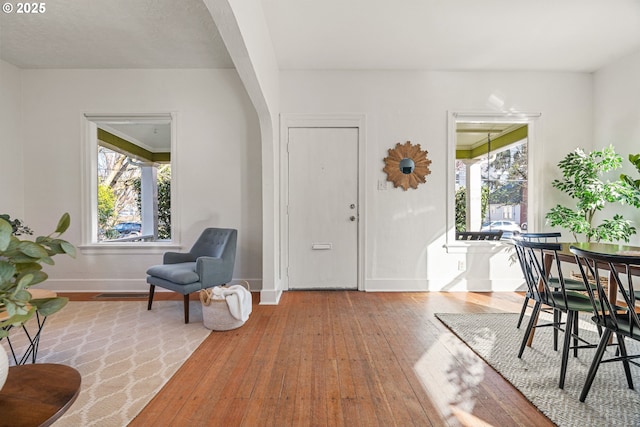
[0,363,81,427]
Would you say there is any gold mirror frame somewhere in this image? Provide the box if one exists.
[383,141,432,190]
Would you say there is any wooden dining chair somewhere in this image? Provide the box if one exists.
[514,239,598,388]
[570,246,640,402]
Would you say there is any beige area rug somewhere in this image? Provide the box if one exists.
[1,301,210,426]
[435,312,640,427]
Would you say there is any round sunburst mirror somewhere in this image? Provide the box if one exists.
[383,141,432,190]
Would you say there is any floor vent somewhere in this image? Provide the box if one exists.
[94,293,149,299]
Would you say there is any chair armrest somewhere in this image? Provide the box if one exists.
[164,252,197,264]
[196,256,233,287]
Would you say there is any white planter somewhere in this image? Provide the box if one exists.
[0,347,8,391]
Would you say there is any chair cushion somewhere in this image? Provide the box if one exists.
[146,262,199,285]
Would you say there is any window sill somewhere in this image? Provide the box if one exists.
[78,242,183,255]
[444,241,511,254]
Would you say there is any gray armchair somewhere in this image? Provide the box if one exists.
[146,228,237,323]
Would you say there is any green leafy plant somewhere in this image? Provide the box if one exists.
[133,164,171,239]
[455,186,489,232]
[0,215,33,236]
[0,213,76,338]
[621,153,640,194]
[546,145,638,242]
[97,183,116,230]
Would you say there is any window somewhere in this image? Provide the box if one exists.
[447,112,540,244]
[82,114,175,246]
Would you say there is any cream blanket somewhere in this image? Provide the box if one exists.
[212,285,252,322]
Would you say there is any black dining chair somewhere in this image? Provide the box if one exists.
[516,233,562,330]
[514,239,597,388]
[514,233,594,352]
[570,246,640,402]
[516,233,590,326]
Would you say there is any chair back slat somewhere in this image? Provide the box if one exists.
[456,231,503,240]
[519,232,561,242]
[513,238,569,307]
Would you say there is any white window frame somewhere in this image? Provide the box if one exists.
[445,111,542,250]
[79,113,181,254]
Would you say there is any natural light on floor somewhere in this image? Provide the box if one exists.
[413,329,497,426]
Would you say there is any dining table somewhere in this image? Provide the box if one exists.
[557,241,640,300]
[527,241,640,347]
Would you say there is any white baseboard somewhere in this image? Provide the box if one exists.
[259,288,283,305]
[40,278,263,293]
[363,279,428,292]
[364,278,522,292]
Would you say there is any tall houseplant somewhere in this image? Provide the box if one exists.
[621,153,640,193]
[0,213,76,337]
[546,145,638,242]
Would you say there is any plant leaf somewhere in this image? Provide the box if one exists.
[55,213,71,234]
[61,241,76,258]
[0,306,36,329]
[18,241,49,259]
[0,218,12,251]
[0,261,16,283]
[30,297,68,316]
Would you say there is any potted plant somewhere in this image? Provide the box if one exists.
[620,153,640,192]
[0,213,75,388]
[545,145,638,242]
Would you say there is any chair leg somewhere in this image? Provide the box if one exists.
[553,309,560,351]
[519,301,540,358]
[616,333,634,390]
[184,294,190,324]
[572,311,579,357]
[516,296,530,329]
[559,310,574,389]
[580,328,612,402]
[147,285,155,311]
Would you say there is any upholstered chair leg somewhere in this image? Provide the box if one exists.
[147,285,155,310]
[184,294,190,324]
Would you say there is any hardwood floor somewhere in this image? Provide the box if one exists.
[65,291,554,426]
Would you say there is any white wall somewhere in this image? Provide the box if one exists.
[280,70,593,291]
[594,48,640,246]
[15,68,262,292]
[205,0,282,303]
[0,60,24,216]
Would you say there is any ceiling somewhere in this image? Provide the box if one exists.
[1,0,639,72]
[262,0,640,72]
[456,123,525,150]
[0,0,640,72]
[101,123,171,152]
[0,0,233,68]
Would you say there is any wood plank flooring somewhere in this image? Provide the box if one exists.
[66,291,554,426]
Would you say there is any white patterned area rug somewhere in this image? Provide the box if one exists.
[1,301,210,426]
[435,312,640,427]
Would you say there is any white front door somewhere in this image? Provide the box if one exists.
[287,127,359,290]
